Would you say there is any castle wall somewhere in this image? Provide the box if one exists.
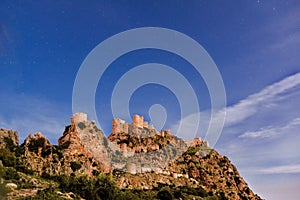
[143,121,148,128]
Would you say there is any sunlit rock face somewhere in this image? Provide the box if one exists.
[0,112,261,200]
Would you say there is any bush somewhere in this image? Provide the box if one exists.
[178,185,208,197]
[59,141,71,149]
[77,122,86,130]
[184,146,201,156]
[52,146,63,159]
[94,174,121,200]
[92,170,100,176]
[4,167,20,180]
[41,146,52,157]
[0,148,16,167]
[4,137,16,152]
[15,146,24,157]
[0,164,5,178]
[70,161,82,172]
[28,138,46,154]
[28,186,65,200]
[60,174,124,200]
[15,164,34,175]
[157,188,173,200]
[41,171,51,179]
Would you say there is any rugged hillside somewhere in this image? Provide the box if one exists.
[0,113,261,200]
[108,116,188,174]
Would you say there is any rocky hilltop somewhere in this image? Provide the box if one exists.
[0,113,261,200]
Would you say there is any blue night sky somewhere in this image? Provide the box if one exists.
[1,1,300,199]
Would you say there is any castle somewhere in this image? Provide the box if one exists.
[112,114,156,134]
[111,114,171,137]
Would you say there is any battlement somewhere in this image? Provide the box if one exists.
[132,115,144,127]
[71,113,87,125]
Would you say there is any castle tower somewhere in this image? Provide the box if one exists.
[132,115,144,127]
[112,118,128,134]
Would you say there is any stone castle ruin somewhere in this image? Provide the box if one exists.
[112,115,156,135]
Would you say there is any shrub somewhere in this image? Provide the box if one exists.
[94,174,121,200]
[15,164,34,175]
[92,170,100,176]
[42,146,52,157]
[28,138,46,154]
[4,137,16,152]
[178,185,208,197]
[15,146,24,157]
[41,171,51,179]
[70,161,82,172]
[157,188,173,200]
[184,146,201,156]
[0,164,5,178]
[59,141,71,149]
[4,167,20,180]
[195,163,205,170]
[0,148,16,167]
[52,146,63,159]
[32,186,65,200]
[77,122,86,130]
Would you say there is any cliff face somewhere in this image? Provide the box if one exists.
[0,113,261,200]
[16,113,110,177]
[168,148,259,199]
[58,112,111,173]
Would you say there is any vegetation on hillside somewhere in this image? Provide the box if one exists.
[0,135,223,199]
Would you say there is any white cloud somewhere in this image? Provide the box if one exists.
[258,164,300,174]
[171,72,300,141]
[0,93,69,143]
[243,164,300,175]
[239,117,300,139]
[0,114,65,143]
[225,72,300,126]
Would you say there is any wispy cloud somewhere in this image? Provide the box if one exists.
[0,93,70,143]
[225,72,300,126]
[240,118,300,139]
[244,164,300,175]
[259,164,300,174]
[171,72,300,141]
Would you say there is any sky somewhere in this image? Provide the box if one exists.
[0,1,300,199]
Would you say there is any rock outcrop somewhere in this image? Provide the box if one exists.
[108,115,188,173]
[0,113,261,200]
[58,112,112,173]
[18,114,109,177]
